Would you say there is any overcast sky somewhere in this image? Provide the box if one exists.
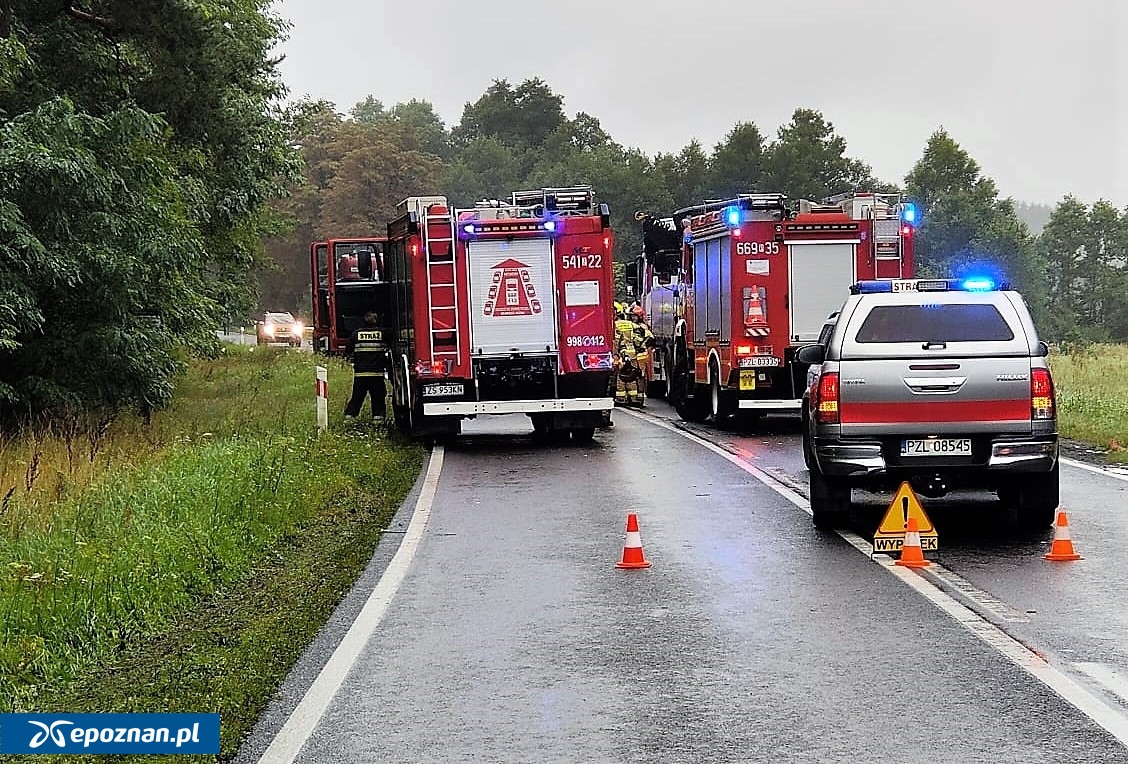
[271,0,1126,208]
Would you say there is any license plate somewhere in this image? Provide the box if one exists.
[739,370,757,391]
[900,438,972,456]
[422,383,464,397]
[739,356,780,368]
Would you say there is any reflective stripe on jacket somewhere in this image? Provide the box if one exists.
[349,328,387,374]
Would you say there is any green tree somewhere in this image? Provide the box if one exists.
[706,122,767,200]
[350,95,387,124]
[653,140,710,209]
[259,106,445,314]
[0,0,300,424]
[453,78,567,150]
[1036,197,1128,340]
[389,98,450,159]
[442,137,530,207]
[764,108,878,200]
[904,128,1047,326]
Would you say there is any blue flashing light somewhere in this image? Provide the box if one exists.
[543,220,557,233]
[961,277,995,292]
[901,202,918,225]
[723,205,742,228]
[462,223,476,236]
[854,281,893,294]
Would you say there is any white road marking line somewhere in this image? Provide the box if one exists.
[921,565,1031,623]
[257,446,445,764]
[1061,457,1128,484]
[1075,663,1128,706]
[623,409,1128,748]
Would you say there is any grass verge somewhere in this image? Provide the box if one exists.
[1049,344,1128,463]
[0,345,425,762]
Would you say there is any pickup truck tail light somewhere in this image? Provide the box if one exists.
[1031,367,1055,420]
[814,371,840,424]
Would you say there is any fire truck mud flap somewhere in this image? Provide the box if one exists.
[423,398,613,416]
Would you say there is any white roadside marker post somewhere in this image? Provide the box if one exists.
[316,366,328,433]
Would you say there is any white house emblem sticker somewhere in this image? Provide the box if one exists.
[484,258,541,316]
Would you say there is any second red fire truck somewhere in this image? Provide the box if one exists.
[383,186,617,441]
[629,191,917,422]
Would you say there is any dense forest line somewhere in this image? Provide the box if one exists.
[263,79,1128,352]
[0,3,1124,429]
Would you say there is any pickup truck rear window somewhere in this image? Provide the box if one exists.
[855,304,1015,343]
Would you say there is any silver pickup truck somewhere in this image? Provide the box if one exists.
[798,278,1059,531]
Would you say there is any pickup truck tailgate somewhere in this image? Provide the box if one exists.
[837,356,1033,437]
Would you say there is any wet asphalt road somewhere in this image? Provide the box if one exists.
[646,400,1128,718]
[242,408,1128,763]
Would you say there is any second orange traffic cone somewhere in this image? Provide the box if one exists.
[895,517,931,568]
[1044,511,1082,561]
[616,513,652,569]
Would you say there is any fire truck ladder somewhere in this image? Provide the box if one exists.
[423,206,461,364]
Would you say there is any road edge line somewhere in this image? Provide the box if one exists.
[623,408,1128,748]
[256,445,445,764]
[1061,456,1128,484]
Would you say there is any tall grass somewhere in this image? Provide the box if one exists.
[0,345,424,717]
[1049,344,1128,462]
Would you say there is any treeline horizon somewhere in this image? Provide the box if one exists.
[263,77,1128,347]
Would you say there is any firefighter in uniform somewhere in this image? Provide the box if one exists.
[344,310,388,419]
[629,305,655,398]
[616,348,643,407]
[613,304,637,407]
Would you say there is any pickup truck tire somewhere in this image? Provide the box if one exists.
[810,461,850,529]
[1014,463,1060,530]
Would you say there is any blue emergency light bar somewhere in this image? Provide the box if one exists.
[851,278,1010,295]
[460,220,558,238]
[901,202,918,225]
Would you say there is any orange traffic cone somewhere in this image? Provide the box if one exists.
[895,517,931,568]
[616,513,652,569]
[1044,511,1083,561]
[744,288,769,337]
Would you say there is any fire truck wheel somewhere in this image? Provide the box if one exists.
[571,427,595,443]
[709,364,734,423]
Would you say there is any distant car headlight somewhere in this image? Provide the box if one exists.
[265,324,275,335]
[291,322,303,334]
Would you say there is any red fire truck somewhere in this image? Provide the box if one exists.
[309,237,389,354]
[628,191,916,422]
[383,187,617,441]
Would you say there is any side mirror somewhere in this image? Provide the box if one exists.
[1037,340,1050,358]
[357,251,373,280]
[624,262,639,281]
[796,344,825,365]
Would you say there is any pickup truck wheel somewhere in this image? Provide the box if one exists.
[1015,463,1060,530]
[810,462,850,530]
